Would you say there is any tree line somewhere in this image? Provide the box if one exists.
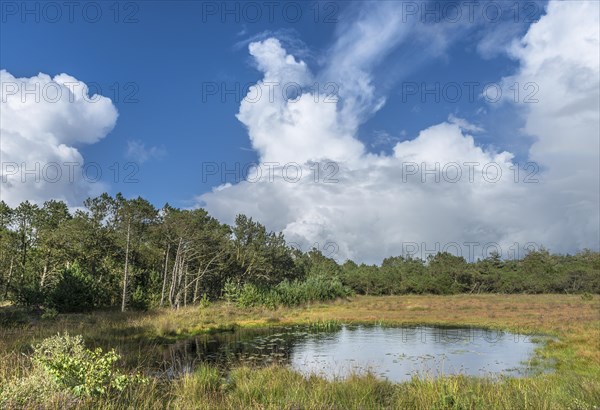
[0,194,598,313]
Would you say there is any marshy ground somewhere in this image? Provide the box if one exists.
[1,294,599,409]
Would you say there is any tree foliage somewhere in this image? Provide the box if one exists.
[0,195,598,312]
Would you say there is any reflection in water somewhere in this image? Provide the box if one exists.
[163,325,542,382]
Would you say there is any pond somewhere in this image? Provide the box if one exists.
[162,324,544,382]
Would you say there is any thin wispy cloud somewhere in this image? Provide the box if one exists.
[126,140,167,164]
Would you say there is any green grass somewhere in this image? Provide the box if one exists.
[0,294,599,409]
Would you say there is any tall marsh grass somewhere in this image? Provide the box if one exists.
[0,294,598,409]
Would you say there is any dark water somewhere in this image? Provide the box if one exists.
[163,325,543,382]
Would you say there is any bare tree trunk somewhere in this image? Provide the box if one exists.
[40,249,51,289]
[192,252,221,304]
[183,265,188,307]
[121,218,131,312]
[20,233,27,284]
[40,263,48,288]
[169,251,177,307]
[174,258,185,309]
[3,257,13,299]
[169,239,182,308]
[160,243,170,307]
[193,266,201,303]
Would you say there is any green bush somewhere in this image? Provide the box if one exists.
[32,333,147,396]
[41,306,59,320]
[198,293,211,308]
[130,285,150,311]
[46,264,95,313]
[0,333,148,408]
[299,274,353,302]
[235,275,352,308]
[223,279,241,304]
[10,281,45,307]
[237,283,266,308]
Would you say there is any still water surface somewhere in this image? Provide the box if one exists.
[164,325,542,382]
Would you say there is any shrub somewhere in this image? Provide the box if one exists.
[32,333,147,397]
[298,274,353,302]
[46,264,95,313]
[223,279,241,304]
[237,283,265,308]
[130,285,150,311]
[0,334,148,408]
[41,307,59,320]
[198,293,211,308]
[234,275,352,308]
[9,281,45,307]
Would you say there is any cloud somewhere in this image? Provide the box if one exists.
[236,38,364,165]
[370,130,402,150]
[126,140,166,164]
[447,114,485,133]
[0,70,118,206]
[234,28,313,61]
[501,0,600,251]
[197,0,599,263]
[199,121,527,263]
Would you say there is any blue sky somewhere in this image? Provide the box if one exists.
[1,0,544,207]
[2,1,339,205]
[2,1,598,262]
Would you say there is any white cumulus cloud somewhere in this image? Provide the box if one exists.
[0,70,118,206]
[197,0,599,263]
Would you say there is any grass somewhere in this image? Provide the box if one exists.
[0,294,599,409]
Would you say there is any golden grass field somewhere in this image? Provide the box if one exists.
[1,294,599,409]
